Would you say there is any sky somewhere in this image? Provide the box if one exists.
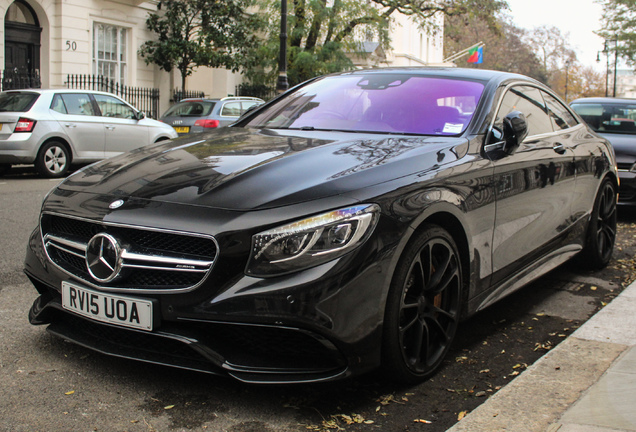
[505,0,606,69]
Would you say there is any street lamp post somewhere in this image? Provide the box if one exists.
[612,40,618,97]
[276,0,289,94]
[597,40,618,97]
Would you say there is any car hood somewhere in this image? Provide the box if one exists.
[598,132,636,163]
[58,127,466,210]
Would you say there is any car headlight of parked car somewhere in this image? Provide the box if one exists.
[246,204,380,277]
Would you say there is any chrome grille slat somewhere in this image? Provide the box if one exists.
[41,213,219,294]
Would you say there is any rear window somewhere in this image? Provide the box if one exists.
[571,102,636,134]
[0,92,39,112]
[244,74,485,135]
[163,101,215,117]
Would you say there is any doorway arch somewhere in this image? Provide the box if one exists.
[4,0,41,88]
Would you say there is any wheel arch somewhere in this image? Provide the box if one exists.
[416,211,471,318]
[384,203,474,320]
[37,136,73,164]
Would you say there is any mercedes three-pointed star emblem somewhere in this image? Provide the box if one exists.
[85,233,123,283]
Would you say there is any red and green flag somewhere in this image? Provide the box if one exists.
[467,46,483,64]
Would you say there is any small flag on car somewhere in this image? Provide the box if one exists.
[467,46,483,64]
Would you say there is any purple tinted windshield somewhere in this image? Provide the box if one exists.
[247,74,485,135]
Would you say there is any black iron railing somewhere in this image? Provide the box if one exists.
[171,88,205,103]
[1,69,41,91]
[65,74,160,119]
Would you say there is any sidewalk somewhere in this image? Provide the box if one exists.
[448,280,636,432]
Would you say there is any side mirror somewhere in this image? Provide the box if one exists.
[502,110,528,155]
[136,111,146,121]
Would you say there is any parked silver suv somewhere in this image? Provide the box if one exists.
[0,89,178,177]
[160,96,263,136]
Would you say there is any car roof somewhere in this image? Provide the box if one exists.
[325,67,538,86]
[178,96,264,103]
[0,88,127,98]
[570,97,636,105]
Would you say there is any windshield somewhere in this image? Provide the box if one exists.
[0,92,39,112]
[571,102,636,134]
[163,101,215,117]
[245,74,485,135]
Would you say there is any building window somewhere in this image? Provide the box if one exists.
[93,23,127,85]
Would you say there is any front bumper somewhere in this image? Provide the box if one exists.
[24,197,398,383]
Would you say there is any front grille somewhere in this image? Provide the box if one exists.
[41,213,218,293]
[617,162,633,171]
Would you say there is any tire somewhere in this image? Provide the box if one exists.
[35,141,70,178]
[382,224,463,383]
[579,178,617,269]
[0,163,10,177]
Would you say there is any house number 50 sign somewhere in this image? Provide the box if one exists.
[66,40,77,51]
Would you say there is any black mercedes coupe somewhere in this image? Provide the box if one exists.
[25,68,617,384]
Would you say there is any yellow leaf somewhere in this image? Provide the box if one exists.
[458,411,468,421]
[64,390,75,395]
[591,286,597,290]
[164,405,175,410]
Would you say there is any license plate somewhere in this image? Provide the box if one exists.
[174,126,189,133]
[62,282,154,331]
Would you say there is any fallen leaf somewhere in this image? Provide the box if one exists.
[65,390,75,395]
[414,419,432,424]
[164,405,175,410]
[591,286,597,291]
[458,411,468,421]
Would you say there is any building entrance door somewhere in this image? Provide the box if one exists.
[4,1,41,89]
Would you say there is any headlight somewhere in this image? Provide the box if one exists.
[246,204,380,277]
[631,162,636,173]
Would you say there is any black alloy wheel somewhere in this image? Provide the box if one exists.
[580,178,617,269]
[383,225,463,383]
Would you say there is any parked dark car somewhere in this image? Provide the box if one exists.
[25,68,617,384]
[160,96,264,136]
[570,97,636,205]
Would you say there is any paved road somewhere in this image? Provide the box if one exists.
[0,167,624,432]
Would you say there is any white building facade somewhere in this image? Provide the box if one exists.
[0,0,445,115]
[0,0,245,115]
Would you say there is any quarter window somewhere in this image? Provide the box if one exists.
[93,23,127,85]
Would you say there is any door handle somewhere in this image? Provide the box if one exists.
[105,125,115,130]
[553,143,566,154]
[64,123,77,128]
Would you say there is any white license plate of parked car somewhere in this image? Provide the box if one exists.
[61,282,154,331]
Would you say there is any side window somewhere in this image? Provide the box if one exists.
[221,101,242,117]
[60,94,96,116]
[495,86,552,137]
[542,91,578,130]
[93,94,136,119]
[241,101,260,114]
[51,94,67,114]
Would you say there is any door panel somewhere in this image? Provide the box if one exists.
[93,94,149,157]
[488,86,576,283]
[49,93,105,161]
